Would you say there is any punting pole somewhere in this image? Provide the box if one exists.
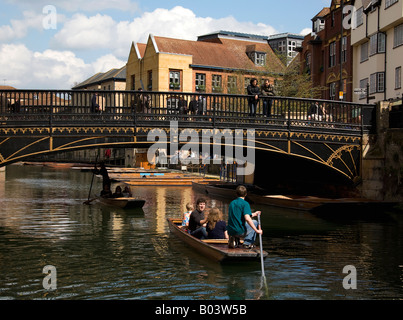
[84,154,98,205]
[257,213,269,297]
[257,213,265,279]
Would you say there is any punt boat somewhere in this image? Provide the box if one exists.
[167,218,268,263]
[97,197,145,209]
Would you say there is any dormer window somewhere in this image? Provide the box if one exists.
[246,45,266,66]
[249,52,266,66]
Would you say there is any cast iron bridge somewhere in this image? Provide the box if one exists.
[0,89,375,183]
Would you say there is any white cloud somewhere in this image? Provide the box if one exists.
[0,10,43,42]
[52,13,117,50]
[53,6,278,58]
[91,54,126,73]
[0,43,124,89]
[1,5,279,89]
[300,27,312,36]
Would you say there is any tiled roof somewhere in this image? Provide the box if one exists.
[152,35,284,74]
[0,85,17,90]
[313,7,331,19]
[72,66,126,89]
[137,43,146,58]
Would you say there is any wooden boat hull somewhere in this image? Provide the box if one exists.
[167,218,267,263]
[193,182,398,214]
[97,197,145,209]
[249,194,398,213]
[247,194,327,211]
[192,181,238,198]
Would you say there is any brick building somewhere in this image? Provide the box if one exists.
[299,0,353,101]
[126,31,285,94]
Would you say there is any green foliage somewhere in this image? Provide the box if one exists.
[272,52,325,99]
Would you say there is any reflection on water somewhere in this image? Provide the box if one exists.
[0,164,402,300]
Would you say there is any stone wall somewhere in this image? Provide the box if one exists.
[360,101,403,201]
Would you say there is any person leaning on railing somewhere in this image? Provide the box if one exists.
[261,79,275,117]
[246,78,260,117]
[307,101,326,121]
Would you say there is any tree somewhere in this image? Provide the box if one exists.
[271,52,325,99]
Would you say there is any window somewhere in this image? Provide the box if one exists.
[227,76,237,93]
[305,52,311,73]
[329,82,337,100]
[378,72,385,92]
[169,70,180,90]
[212,75,222,92]
[249,52,266,66]
[378,33,386,53]
[370,33,385,55]
[278,41,286,53]
[147,71,152,90]
[342,37,347,63]
[313,18,325,33]
[395,67,402,89]
[355,7,364,28]
[370,73,376,94]
[195,73,206,91]
[394,24,403,48]
[256,52,266,65]
[361,42,369,62]
[370,72,385,93]
[131,75,135,90]
[329,41,336,67]
[360,78,368,100]
[386,0,398,9]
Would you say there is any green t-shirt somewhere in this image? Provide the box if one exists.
[227,197,252,236]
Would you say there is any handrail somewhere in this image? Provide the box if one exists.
[0,89,376,135]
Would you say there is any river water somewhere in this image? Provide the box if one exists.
[0,164,402,300]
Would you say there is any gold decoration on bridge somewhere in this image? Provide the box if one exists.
[325,144,360,178]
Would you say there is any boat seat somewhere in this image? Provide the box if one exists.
[202,239,244,245]
[202,239,228,244]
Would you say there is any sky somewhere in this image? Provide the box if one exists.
[0,0,330,89]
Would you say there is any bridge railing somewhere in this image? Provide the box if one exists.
[0,89,375,135]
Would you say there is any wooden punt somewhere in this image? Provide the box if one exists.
[192,182,398,213]
[125,178,216,187]
[167,218,268,263]
[247,194,328,211]
[97,197,145,209]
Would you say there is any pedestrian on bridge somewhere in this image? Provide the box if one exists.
[261,79,275,117]
[91,93,100,113]
[247,78,260,117]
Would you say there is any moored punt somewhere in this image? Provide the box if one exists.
[167,218,268,263]
[247,194,399,213]
[247,194,329,211]
[192,182,398,213]
[97,197,145,209]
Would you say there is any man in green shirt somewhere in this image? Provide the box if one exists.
[228,185,262,249]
